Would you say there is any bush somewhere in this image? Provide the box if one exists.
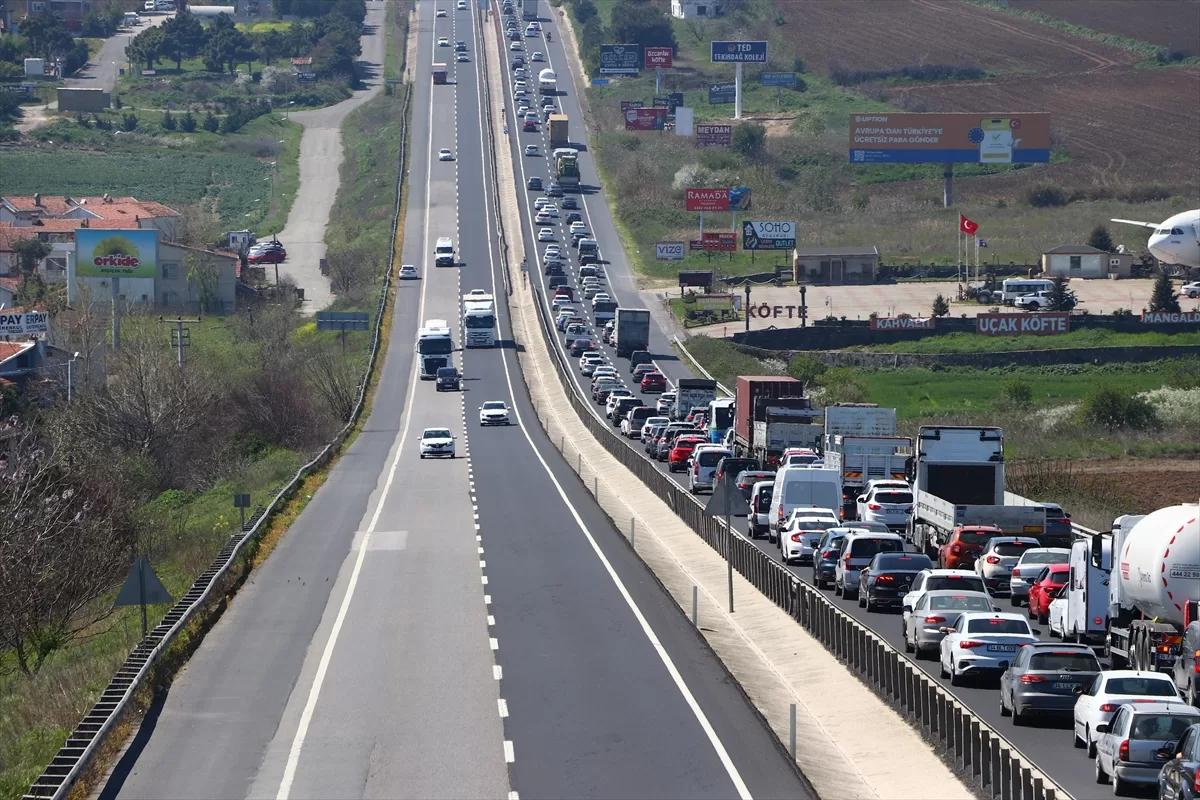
[121,112,139,131]
[1078,385,1160,431]
[75,111,90,128]
[818,368,870,404]
[180,109,197,132]
[731,122,766,158]
[851,189,870,210]
[1022,183,1068,207]
[162,109,177,130]
[786,353,826,385]
[202,110,220,132]
[1001,378,1034,405]
[1086,224,1113,252]
[1118,184,1171,203]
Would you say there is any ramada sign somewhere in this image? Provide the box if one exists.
[685,188,730,212]
[976,312,1070,336]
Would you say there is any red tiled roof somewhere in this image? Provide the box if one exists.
[0,226,38,252]
[74,197,179,218]
[3,195,75,215]
[0,341,34,364]
[0,277,22,293]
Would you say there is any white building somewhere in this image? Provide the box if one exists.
[1040,244,1132,279]
[671,0,723,19]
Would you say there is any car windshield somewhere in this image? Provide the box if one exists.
[1105,677,1178,696]
[1131,714,1200,741]
[876,553,931,570]
[927,575,988,592]
[483,402,506,410]
[929,595,993,611]
[965,618,1030,634]
[697,451,729,467]
[437,368,456,377]
[994,542,1037,556]
[849,538,903,558]
[1020,551,1069,565]
[1029,652,1100,671]
[793,519,835,531]
[957,530,996,545]
[875,492,913,504]
[425,429,451,439]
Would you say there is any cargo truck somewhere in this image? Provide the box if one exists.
[432,64,447,84]
[825,434,912,516]
[731,376,821,466]
[1093,505,1200,673]
[672,378,717,422]
[548,114,569,147]
[907,425,1046,559]
[613,308,650,358]
[521,0,538,20]
[552,147,580,187]
[538,68,557,95]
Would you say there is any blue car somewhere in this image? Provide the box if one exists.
[811,530,848,589]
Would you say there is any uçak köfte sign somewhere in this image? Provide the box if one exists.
[1142,311,1200,324]
[976,312,1070,336]
[870,317,934,330]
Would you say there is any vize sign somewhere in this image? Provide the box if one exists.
[685,188,730,212]
[75,228,158,279]
[656,241,685,260]
[976,312,1069,336]
[711,41,768,63]
[644,46,673,69]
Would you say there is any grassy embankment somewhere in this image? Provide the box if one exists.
[848,328,1200,354]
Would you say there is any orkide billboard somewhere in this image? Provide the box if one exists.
[75,228,159,279]
[849,113,1051,164]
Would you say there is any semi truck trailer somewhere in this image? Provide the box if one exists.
[731,376,821,466]
[613,308,650,358]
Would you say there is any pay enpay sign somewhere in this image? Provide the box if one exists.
[741,220,796,251]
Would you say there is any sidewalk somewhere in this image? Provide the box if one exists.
[276,2,388,313]
[480,19,972,800]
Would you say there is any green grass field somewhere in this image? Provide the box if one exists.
[849,328,1200,354]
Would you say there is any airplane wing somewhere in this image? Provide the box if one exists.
[1110,218,1159,229]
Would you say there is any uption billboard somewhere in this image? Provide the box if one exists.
[848,113,1050,164]
[75,228,159,279]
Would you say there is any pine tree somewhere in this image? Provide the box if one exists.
[931,293,950,317]
[1148,273,1181,313]
[1046,275,1073,311]
[1087,224,1114,252]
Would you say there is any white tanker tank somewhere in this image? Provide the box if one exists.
[1117,504,1200,624]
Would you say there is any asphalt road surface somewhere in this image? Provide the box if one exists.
[97,3,812,799]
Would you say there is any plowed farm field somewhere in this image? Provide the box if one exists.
[1009,0,1200,55]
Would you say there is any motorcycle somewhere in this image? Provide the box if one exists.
[546,32,551,42]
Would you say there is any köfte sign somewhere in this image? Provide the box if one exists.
[0,310,49,336]
[599,44,641,75]
[644,46,673,69]
[870,317,934,330]
[624,106,667,131]
[75,228,159,279]
[747,303,803,319]
[711,41,768,63]
[1142,311,1200,324]
[742,220,795,251]
[976,312,1070,336]
[656,241,685,260]
[686,187,730,211]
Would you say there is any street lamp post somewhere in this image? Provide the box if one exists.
[67,351,80,403]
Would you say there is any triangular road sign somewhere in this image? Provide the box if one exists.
[115,556,173,607]
[705,478,750,518]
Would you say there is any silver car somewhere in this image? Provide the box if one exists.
[903,590,995,659]
[1008,547,1071,607]
[1095,701,1200,795]
[974,536,1042,595]
[855,484,914,531]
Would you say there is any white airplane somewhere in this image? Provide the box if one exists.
[1111,209,1200,269]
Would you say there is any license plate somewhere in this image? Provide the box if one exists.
[987,644,1016,653]
[1052,682,1075,690]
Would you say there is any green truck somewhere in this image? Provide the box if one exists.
[553,147,579,187]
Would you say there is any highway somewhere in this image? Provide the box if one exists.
[95,3,812,799]
[505,10,1103,800]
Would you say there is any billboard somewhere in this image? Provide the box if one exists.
[976,312,1069,336]
[599,44,640,75]
[667,91,684,111]
[678,270,713,288]
[760,71,797,87]
[620,100,644,111]
[849,113,1051,164]
[708,82,736,105]
[741,220,795,251]
[656,241,685,260]
[624,106,667,131]
[729,187,752,211]
[0,309,49,336]
[701,232,737,251]
[870,317,934,331]
[644,46,673,69]
[693,294,735,311]
[75,228,158,279]
[685,188,729,212]
[696,123,732,148]
[1142,311,1200,324]
[711,41,768,63]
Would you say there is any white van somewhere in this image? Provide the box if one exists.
[1000,278,1055,305]
[689,446,732,494]
[835,530,906,600]
[434,237,455,267]
[768,466,843,536]
[1060,536,1110,645]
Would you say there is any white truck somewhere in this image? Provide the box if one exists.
[462,292,497,347]
[907,425,1046,558]
[1097,504,1200,672]
[521,0,538,20]
[417,320,454,379]
[825,435,911,515]
[538,68,557,95]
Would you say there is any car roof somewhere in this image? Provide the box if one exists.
[919,568,979,577]
[1100,670,1180,680]
[958,611,1025,621]
[1124,702,1200,715]
[1022,642,1094,652]
[922,588,991,598]
[1019,547,1071,556]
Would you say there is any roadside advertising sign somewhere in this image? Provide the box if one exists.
[75,228,158,279]
[693,294,735,311]
[620,100,644,111]
[668,91,684,110]
[702,232,737,251]
[696,123,732,148]
[685,187,730,212]
[653,96,669,108]
[760,71,797,87]
[0,310,49,336]
[655,241,685,260]
[729,187,752,211]
[599,44,641,75]
[848,112,1051,164]
[870,317,934,330]
[624,106,667,130]
[708,82,736,105]
[711,41,768,63]
[644,46,673,69]
[1142,311,1200,324]
[976,312,1069,336]
[678,270,713,288]
[741,220,795,251]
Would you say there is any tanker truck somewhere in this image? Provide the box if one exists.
[1094,504,1200,673]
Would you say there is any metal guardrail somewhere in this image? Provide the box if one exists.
[525,282,1068,800]
[22,84,413,800]
[672,334,732,397]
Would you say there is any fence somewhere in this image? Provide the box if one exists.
[525,279,1069,800]
[21,84,413,800]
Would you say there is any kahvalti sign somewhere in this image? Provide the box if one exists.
[976,312,1069,336]
[849,113,1051,164]
[870,317,934,330]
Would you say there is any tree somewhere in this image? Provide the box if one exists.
[159,11,207,70]
[204,26,250,73]
[161,108,177,130]
[19,11,75,61]
[1046,275,1074,311]
[731,121,766,159]
[185,254,222,313]
[202,110,219,132]
[1149,273,1181,314]
[126,25,165,71]
[11,236,51,274]
[180,109,197,132]
[606,0,677,50]
[931,293,950,317]
[1087,224,1114,253]
[15,273,65,313]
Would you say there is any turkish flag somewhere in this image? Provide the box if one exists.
[960,215,979,235]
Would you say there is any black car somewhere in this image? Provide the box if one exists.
[569,337,593,357]
[1159,722,1200,800]
[527,176,542,190]
[734,469,775,501]
[561,197,578,210]
[435,366,461,391]
[857,552,932,611]
[544,262,564,276]
[565,211,582,224]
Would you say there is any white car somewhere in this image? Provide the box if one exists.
[510,41,523,51]
[974,537,1041,595]
[514,68,526,79]
[541,203,558,215]
[583,284,602,300]
[569,221,587,234]
[781,516,837,566]
[438,148,454,161]
[1181,281,1200,298]
[398,264,419,279]
[1047,593,1069,638]
[438,37,450,46]
[436,7,447,16]
[781,507,839,531]
[657,392,676,415]
[479,401,511,426]
[901,569,991,635]
[531,51,545,61]
[457,0,466,7]
[639,416,669,440]
[605,389,634,417]
[855,484,914,531]
[456,53,469,62]
[1072,670,1188,756]
[524,144,539,156]
[534,196,552,210]
[419,427,455,458]
[1013,290,1052,310]
[551,295,572,310]
[535,211,552,224]
[538,228,555,241]
[591,292,612,305]
[938,612,1037,685]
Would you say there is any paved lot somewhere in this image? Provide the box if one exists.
[679,278,1192,334]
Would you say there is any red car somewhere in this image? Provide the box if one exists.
[1027,564,1069,623]
[248,247,286,264]
[641,371,667,392]
[668,435,707,473]
[937,525,1001,570]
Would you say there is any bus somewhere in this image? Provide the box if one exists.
[417,320,453,379]
[999,278,1055,305]
[462,291,497,347]
[592,298,617,325]
[706,397,735,444]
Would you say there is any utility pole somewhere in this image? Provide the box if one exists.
[744,282,752,333]
[158,315,201,367]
